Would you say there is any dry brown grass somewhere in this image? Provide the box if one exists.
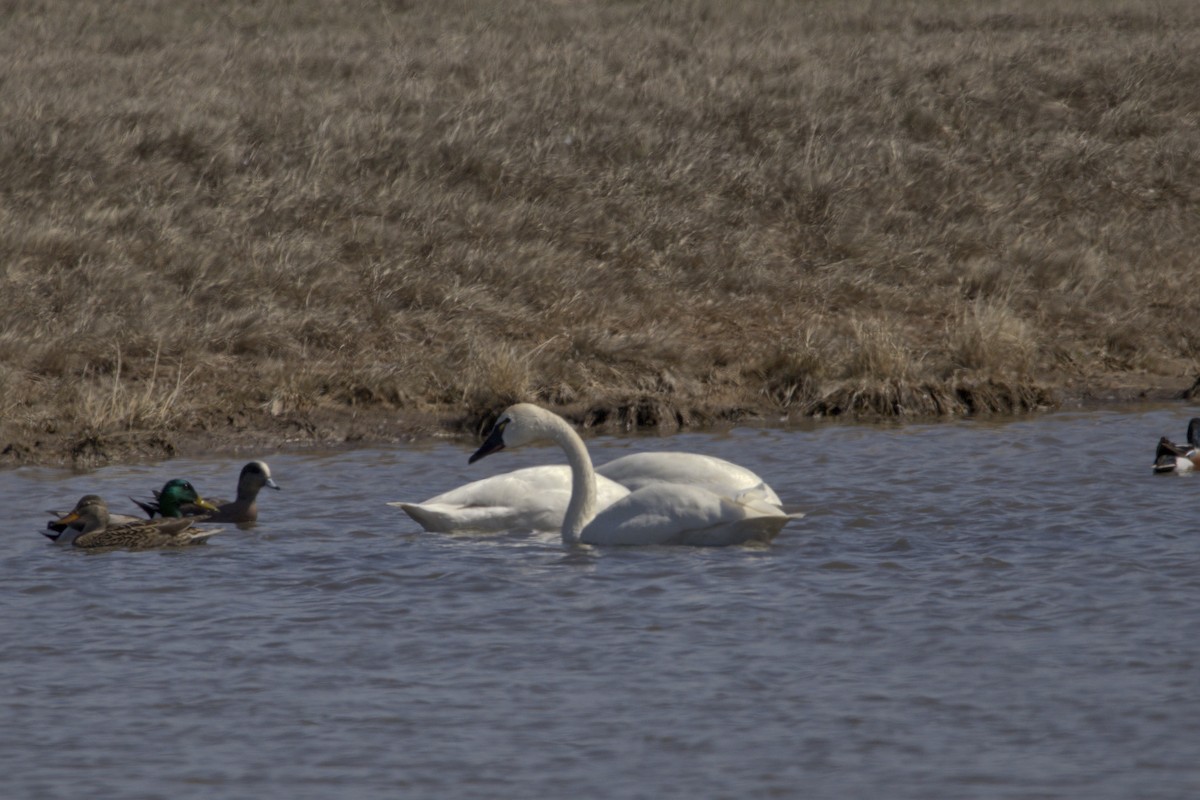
[3,0,1200,462]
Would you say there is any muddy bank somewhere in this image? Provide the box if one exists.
[3,375,1194,470]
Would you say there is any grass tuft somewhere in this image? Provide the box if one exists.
[73,346,195,433]
[949,300,1037,376]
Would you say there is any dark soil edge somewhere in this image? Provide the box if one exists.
[2,375,1195,470]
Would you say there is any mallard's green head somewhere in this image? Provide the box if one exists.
[157,479,219,517]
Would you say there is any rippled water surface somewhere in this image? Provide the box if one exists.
[4,408,1199,799]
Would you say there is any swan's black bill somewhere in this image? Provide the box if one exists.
[469,424,506,464]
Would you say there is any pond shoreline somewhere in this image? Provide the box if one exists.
[3,374,1193,470]
[5,2,1200,472]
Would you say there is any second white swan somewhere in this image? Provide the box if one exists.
[469,404,801,546]
[596,451,783,506]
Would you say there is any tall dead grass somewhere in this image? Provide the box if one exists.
[74,345,196,432]
[2,0,1199,457]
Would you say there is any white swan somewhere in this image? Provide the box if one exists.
[596,452,783,506]
[389,465,630,532]
[392,425,788,533]
[469,404,802,546]
[393,452,783,533]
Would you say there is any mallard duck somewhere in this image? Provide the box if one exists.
[43,495,219,549]
[1153,417,1200,473]
[132,462,280,523]
[126,478,220,517]
[46,504,146,534]
[48,477,211,533]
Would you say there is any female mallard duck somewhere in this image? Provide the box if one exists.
[468,404,802,547]
[46,504,145,534]
[43,495,219,549]
[133,462,280,523]
[1153,418,1200,473]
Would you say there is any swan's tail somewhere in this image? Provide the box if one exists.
[389,502,456,532]
[733,483,803,519]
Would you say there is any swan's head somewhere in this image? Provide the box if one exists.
[469,403,547,464]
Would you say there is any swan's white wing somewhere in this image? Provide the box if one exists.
[390,465,629,532]
[420,466,573,507]
[597,452,784,507]
[392,501,563,533]
[581,484,798,547]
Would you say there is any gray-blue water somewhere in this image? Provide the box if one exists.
[3,408,1199,799]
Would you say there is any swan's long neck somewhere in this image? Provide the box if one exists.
[545,413,597,545]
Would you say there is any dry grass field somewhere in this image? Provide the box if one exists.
[2,0,1199,464]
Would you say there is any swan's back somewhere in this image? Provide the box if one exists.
[596,452,783,506]
[581,483,798,547]
[392,465,629,532]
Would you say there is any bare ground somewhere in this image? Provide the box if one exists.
[3,1,1200,468]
